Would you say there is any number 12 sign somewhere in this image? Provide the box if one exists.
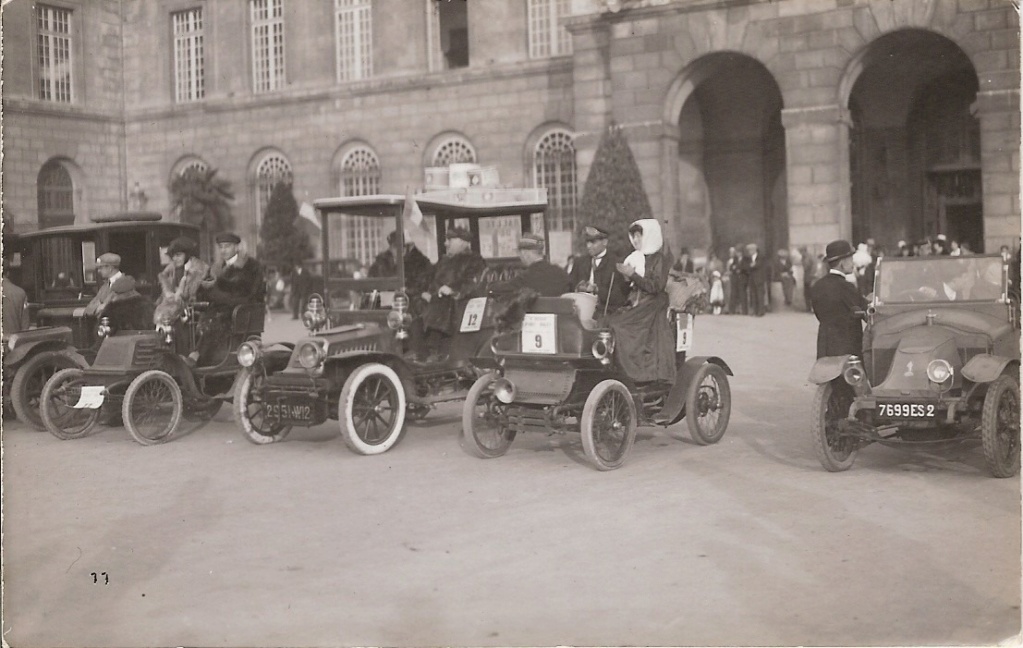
[521,313,557,354]
[460,297,488,332]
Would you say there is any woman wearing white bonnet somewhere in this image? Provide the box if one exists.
[610,218,677,385]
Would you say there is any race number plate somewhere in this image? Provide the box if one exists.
[460,297,488,332]
[675,313,694,352]
[521,313,557,354]
[265,397,326,426]
[877,402,938,420]
[73,386,104,409]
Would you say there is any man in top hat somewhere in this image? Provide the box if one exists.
[569,224,628,313]
[810,240,868,359]
[84,253,140,317]
[491,233,571,298]
[421,226,486,359]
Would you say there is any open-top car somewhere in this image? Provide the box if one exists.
[461,295,733,470]
[3,213,198,430]
[233,187,550,454]
[809,253,1020,477]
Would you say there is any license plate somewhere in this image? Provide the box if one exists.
[877,402,938,419]
[264,397,324,424]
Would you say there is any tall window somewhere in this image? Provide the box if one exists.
[533,129,577,231]
[426,0,468,71]
[173,8,205,102]
[336,0,372,82]
[38,160,75,228]
[36,4,73,103]
[432,137,476,166]
[255,153,293,227]
[340,147,381,196]
[251,0,285,93]
[528,0,572,59]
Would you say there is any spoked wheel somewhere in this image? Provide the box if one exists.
[580,379,637,471]
[234,365,291,445]
[981,375,1020,478]
[461,373,516,458]
[339,363,406,455]
[40,368,101,440]
[11,350,87,430]
[685,363,731,445]
[811,380,857,472]
[122,370,184,446]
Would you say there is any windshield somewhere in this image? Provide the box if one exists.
[876,256,1006,303]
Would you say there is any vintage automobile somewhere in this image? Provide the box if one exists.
[461,295,733,470]
[39,300,264,445]
[809,254,1020,477]
[3,213,199,430]
[233,187,551,454]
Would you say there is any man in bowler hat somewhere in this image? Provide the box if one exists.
[810,240,868,359]
[491,233,571,297]
[568,225,628,313]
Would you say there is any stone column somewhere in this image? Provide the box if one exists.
[781,104,852,255]
[975,89,1021,252]
[565,17,612,194]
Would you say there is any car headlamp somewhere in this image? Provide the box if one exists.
[97,316,112,338]
[302,294,328,332]
[592,331,614,366]
[237,341,262,368]
[297,341,326,370]
[926,359,954,385]
[493,377,516,404]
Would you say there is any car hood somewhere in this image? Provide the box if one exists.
[873,326,961,396]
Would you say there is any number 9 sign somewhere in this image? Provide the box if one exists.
[521,314,557,354]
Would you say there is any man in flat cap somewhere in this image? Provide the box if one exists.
[810,240,867,359]
[421,226,485,359]
[570,224,628,314]
[490,232,571,298]
[191,232,264,365]
[84,253,138,317]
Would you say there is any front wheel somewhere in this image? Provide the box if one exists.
[234,366,292,445]
[11,349,87,430]
[123,370,183,446]
[685,363,731,445]
[338,363,406,455]
[461,373,515,458]
[811,381,857,472]
[981,375,1020,478]
[40,368,101,440]
[580,379,637,471]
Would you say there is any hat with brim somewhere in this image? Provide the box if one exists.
[518,233,545,251]
[445,226,472,243]
[96,252,121,267]
[823,240,855,263]
[583,225,609,242]
[215,232,241,244]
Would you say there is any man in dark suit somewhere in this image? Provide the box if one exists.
[289,262,314,320]
[811,240,868,359]
[491,233,572,297]
[742,243,767,316]
[568,225,628,314]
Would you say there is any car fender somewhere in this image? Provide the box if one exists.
[807,355,853,384]
[962,354,1019,384]
[658,356,733,425]
[4,335,79,366]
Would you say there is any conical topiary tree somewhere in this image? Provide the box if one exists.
[577,123,654,258]
[258,181,313,270]
[169,167,234,260]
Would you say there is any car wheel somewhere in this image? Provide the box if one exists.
[123,370,183,446]
[338,363,406,455]
[234,366,291,445]
[580,379,637,471]
[981,375,1020,478]
[11,349,87,431]
[461,373,515,459]
[811,380,857,472]
[40,368,101,440]
[685,363,731,445]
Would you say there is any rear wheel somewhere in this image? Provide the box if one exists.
[234,366,291,445]
[123,370,183,446]
[11,349,87,430]
[981,375,1020,478]
[580,380,637,471]
[40,368,101,440]
[811,381,857,472]
[685,363,731,445]
[339,363,406,455]
[461,373,515,458]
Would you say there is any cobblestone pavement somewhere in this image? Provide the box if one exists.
[3,311,1020,647]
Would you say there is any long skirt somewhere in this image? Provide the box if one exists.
[609,293,676,384]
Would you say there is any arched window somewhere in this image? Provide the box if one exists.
[255,152,293,228]
[340,146,380,196]
[533,129,577,232]
[178,158,209,176]
[432,136,476,166]
[37,159,75,228]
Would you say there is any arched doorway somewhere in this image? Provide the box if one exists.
[844,30,981,251]
[667,52,786,258]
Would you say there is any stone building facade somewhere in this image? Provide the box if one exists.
[2,0,1019,261]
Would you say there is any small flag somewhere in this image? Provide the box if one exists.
[401,188,433,255]
[299,202,321,229]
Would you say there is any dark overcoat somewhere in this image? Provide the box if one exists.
[568,253,629,312]
[492,259,572,297]
[811,272,867,358]
[202,254,265,314]
[422,251,486,334]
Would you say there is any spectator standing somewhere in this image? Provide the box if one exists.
[742,243,766,316]
[290,263,314,320]
[728,246,746,315]
[772,248,794,308]
[2,260,29,336]
[800,246,815,312]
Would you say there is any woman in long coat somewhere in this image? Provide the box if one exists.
[610,219,676,384]
[154,237,209,326]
